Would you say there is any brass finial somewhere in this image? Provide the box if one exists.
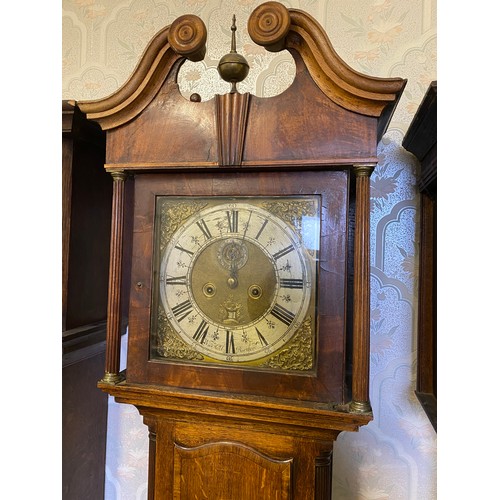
[217,15,250,93]
[230,14,237,52]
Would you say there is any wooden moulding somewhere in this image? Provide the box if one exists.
[98,380,372,437]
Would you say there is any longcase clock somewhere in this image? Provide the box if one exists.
[79,3,406,498]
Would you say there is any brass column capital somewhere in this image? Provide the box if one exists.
[110,170,128,182]
[352,163,376,177]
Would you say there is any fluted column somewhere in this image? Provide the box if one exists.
[350,164,375,413]
[101,170,127,384]
[315,449,333,500]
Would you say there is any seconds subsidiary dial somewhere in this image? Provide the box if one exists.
[151,196,320,371]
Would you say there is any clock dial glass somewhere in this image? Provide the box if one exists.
[150,196,320,372]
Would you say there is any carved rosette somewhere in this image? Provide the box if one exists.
[247,2,291,53]
[168,15,207,61]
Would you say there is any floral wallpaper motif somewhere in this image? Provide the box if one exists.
[62,0,437,498]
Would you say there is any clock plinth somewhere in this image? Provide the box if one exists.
[81,2,406,496]
[99,380,371,499]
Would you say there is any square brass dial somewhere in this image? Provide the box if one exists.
[150,195,320,373]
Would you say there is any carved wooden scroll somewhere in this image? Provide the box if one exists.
[78,14,207,130]
[248,1,404,140]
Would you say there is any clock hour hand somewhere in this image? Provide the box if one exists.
[227,259,239,289]
[218,239,248,289]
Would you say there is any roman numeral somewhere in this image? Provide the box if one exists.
[255,327,268,346]
[193,319,209,344]
[165,275,187,286]
[171,300,192,322]
[227,210,238,233]
[270,304,295,327]
[175,244,194,256]
[255,219,268,240]
[196,219,212,240]
[225,330,235,354]
[279,278,304,289]
[273,245,294,260]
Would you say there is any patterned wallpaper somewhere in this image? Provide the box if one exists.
[62,0,437,498]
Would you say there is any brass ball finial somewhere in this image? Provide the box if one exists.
[217,15,250,93]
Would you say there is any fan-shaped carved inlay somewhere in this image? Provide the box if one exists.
[216,92,250,166]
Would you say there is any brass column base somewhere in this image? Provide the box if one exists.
[100,372,124,385]
[349,400,372,414]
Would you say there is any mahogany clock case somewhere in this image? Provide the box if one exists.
[78,4,408,497]
[126,169,351,405]
[81,0,407,424]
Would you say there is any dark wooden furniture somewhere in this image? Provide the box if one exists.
[402,81,437,431]
[62,101,112,499]
[80,3,406,497]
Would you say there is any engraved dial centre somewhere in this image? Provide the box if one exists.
[191,238,277,327]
